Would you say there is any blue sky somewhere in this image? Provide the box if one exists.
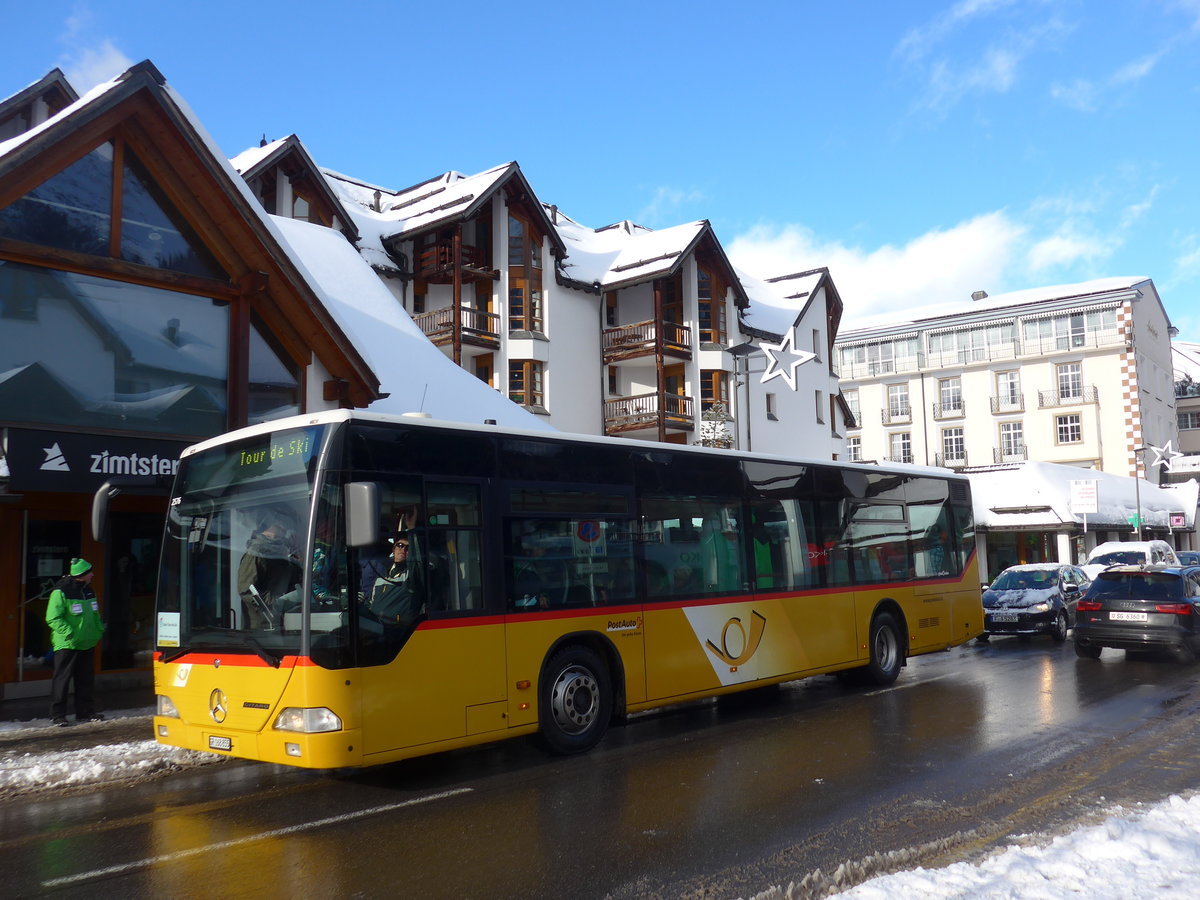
[5,1,1200,340]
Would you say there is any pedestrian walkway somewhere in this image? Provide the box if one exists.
[0,683,154,725]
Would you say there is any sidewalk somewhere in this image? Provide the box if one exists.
[0,679,154,725]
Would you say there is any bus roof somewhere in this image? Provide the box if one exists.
[180,409,969,483]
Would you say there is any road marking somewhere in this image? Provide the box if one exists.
[41,787,473,889]
[863,672,953,697]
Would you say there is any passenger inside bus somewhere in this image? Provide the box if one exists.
[237,507,302,630]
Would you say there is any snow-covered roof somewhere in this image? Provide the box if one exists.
[268,216,553,431]
[969,460,1198,531]
[841,276,1153,338]
[552,209,708,289]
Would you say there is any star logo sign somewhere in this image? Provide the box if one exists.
[758,328,817,391]
[1146,441,1184,472]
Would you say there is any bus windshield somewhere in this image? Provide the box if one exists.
[156,424,329,663]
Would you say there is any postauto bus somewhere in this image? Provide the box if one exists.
[144,410,980,768]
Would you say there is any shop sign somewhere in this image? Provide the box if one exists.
[4,427,187,493]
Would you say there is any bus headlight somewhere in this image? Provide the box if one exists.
[156,695,180,718]
[273,707,342,733]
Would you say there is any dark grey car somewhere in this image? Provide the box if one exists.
[1074,565,1200,662]
[978,563,1088,643]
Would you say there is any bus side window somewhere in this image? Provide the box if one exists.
[425,482,484,613]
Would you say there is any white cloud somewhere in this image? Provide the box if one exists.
[637,185,705,227]
[1027,229,1112,271]
[1049,77,1096,111]
[61,40,133,93]
[728,212,1026,326]
[55,8,132,93]
[895,0,1021,63]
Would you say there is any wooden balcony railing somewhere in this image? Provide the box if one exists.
[602,320,692,361]
[603,392,694,433]
[415,242,483,280]
[412,305,500,346]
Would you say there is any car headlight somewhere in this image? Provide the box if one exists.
[273,707,342,733]
[156,694,180,718]
[1030,601,1051,612]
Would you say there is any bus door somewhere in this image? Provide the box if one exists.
[356,477,506,756]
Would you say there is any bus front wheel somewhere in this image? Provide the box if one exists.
[538,644,613,755]
[865,612,903,686]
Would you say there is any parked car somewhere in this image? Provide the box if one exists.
[1176,550,1200,566]
[1080,540,1179,581]
[978,563,1089,643]
[1074,565,1200,661]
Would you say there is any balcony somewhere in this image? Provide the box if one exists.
[935,451,968,469]
[602,320,692,363]
[881,405,912,425]
[1038,385,1098,408]
[993,444,1028,463]
[415,241,492,283]
[838,355,922,381]
[932,401,965,420]
[925,344,1019,368]
[990,393,1024,414]
[603,392,694,435]
[412,305,500,348]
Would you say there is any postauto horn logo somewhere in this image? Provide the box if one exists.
[705,611,767,667]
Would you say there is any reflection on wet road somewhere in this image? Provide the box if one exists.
[6,638,1200,899]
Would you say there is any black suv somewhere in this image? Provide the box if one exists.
[1073,565,1200,662]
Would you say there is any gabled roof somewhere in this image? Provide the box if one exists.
[551,209,749,306]
[0,68,78,132]
[324,161,567,266]
[736,266,844,340]
[231,134,359,243]
[0,60,380,408]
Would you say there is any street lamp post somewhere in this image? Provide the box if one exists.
[1133,446,1146,540]
[726,341,760,452]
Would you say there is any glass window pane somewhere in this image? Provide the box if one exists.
[0,261,228,436]
[120,148,223,278]
[0,142,113,255]
[248,314,300,424]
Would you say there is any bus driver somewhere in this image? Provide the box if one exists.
[366,532,423,634]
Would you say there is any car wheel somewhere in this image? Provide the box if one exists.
[975,633,990,644]
[864,612,903,686]
[538,644,613,755]
[1074,641,1101,659]
[1051,610,1068,643]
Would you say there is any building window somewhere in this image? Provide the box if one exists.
[938,377,963,414]
[700,370,729,412]
[697,264,727,343]
[928,322,1015,363]
[1023,310,1116,351]
[605,291,618,326]
[888,432,912,463]
[508,360,544,408]
[847,435,861,461]
[942,427,965,464]
[508,213,543,332]
[1057,362,1083,400]
[608,365,618,395]
[887,384,909,416]
[292,192,312,223]
[0,139,224,279]
[1056,413,1082,444]
[1000,421,1024,458]
[844,389,860,427]
[1180,411,1200,430]
[766,393,778,421]
[815,389,824,424]
[812,328,822,362]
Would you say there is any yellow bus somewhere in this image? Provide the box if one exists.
[141,410,980,769]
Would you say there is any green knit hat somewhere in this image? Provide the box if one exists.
[69,558,92,576]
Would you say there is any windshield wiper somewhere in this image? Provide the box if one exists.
[160,646,192,664]
[243,635,281,668]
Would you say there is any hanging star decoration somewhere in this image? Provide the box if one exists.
[758,327,817,390]
[1146,440,1184,472]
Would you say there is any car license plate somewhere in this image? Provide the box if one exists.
[1110,611,1148,623]
[208,735,232,752]
[991,613,1018,622]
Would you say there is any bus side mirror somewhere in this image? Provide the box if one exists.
[346,482,380,547]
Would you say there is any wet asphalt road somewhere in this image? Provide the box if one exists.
[6,636,1200,899]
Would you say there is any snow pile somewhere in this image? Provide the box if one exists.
[803,793,1200,899]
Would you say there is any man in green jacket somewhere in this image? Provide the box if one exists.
[45,558,106,726]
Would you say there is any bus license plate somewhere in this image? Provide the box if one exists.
[208,735,233,752]
[991,613,1018,622]
[1110,611,1148,622]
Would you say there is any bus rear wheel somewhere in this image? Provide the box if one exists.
[865,612,903,686]
[539,645,613,755]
